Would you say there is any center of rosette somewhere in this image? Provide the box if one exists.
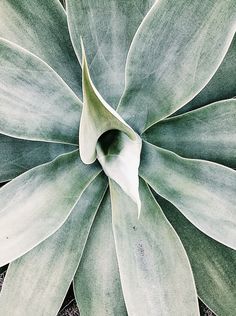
[79,40,142,215]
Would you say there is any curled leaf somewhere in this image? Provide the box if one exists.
[79,40,137,163]
[79,40,142,214]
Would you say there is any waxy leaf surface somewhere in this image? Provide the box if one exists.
[118,0,236,133]
[144,99,236,168]
[67,0,154,106]
[158,196,236,316]
[140,142,236,250]
[79,43,137,163]
[0,0,82,96]
[0,174,107,316]
[177,35,236,114]
[74,192,127,316]
[0,134,76,183]
[0,150,100,266]
[0,39,81,144]
[80,45,141,211]
[110,179,199,316]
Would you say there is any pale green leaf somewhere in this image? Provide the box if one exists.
[158,196,236,316]
[118,0,236,133]
[74,191,127,316]
[80,44,142,211]
[79,42,137,163]
[66,0,154,106]
[0,39,81,144]
[0,173,107,316]
[0,150,101,266]
[97,132,142,214]
[0,0,82,96]
[110,179,199,316]
[176,34,236,115]
[0,134,76,183]
[140,141,236,250]
[143,99,236,168]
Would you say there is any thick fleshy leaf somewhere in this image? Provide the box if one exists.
[140,142,236,250]
[67,0,154,106]
[110,179,199,316]
[74,192,127,316]
[80,45,142,210]
[157,196,236,316]
[0,0,82,96]
[0,150,101,266]
[143,99,236,168]
[97,132,142,214]
[79,42,137,163]
[0,173,107,316]
[0,39,81,144]
[176,34,236,115]
[118,0,236,133]
[0,134,76,183]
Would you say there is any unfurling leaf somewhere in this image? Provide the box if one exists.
[79,40,142,214]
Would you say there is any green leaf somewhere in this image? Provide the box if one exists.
[0,39,81,144]
[143,99,236,168]
[157,196,236,316]
[97,132,142,214]
[140,141,236,250]
[117,0,236,133]
[80,42,137,162]
[110,179,199,315]
[80,44,142,211]
[176,34,236,115]
[0,0,82,96]
[0,173,107,316]
[0,134,76,183]
[0,150,101,266]
[74,191,127,316]
[66,0,154,107]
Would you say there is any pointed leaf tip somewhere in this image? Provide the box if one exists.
[80,36,86,68]
[105,131,142,216]
[79,42,137,164]
[110,179,199,315]
[79,43,142,214]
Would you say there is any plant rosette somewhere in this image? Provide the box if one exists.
[0,1,235,315]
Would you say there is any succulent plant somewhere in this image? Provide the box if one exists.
[0,0,235,315]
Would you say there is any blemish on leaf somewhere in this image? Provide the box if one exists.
[137,243,145,257]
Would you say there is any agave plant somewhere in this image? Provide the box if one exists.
[0,0,235,315]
